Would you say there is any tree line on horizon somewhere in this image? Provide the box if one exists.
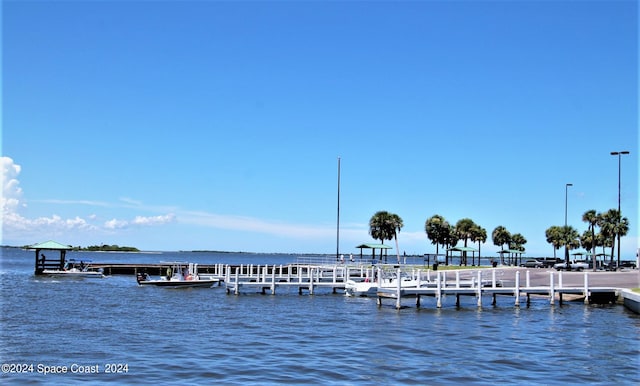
[368,208,630,269]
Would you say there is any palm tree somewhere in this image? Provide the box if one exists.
[613,216,629,267]
[597,209,628,265]
[545,225,563,258]
[442,224,458,266]
[510,233,527,266]
[560,225,580,270]
[582,209,598,271]
[454,218,476,266]
[492,226,511,265]
[470,225,487,266]
[425,215,450,263]
[388,213,404,264]
[369,211,395,262]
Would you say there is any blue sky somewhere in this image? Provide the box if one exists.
[2,0,638,257]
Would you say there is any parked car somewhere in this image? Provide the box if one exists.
[539,258,563,268]
[520,259,543,268]
[554,260,589,271]
[605,261,637,271]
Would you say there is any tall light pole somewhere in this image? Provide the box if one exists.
[565,183,573,227]
[564,183,573,268]
[336,157,341,261]
[611,151,629,266]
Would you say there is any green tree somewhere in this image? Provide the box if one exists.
[442,224,458,266]
[560,225,580,270]
[369,210,395,262]
[582,209,598,270]
[492,226,511,265]
[597,209,629,265]
[425,214,449,258]
[454,218,476,266]
[470,225,487,266]
[545,225,564,258]
[388,213,404,264]
[509,233,527,266]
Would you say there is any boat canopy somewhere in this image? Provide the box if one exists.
[28,240,73,250]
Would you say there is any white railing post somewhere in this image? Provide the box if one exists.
[436,272,442,308]
[558,271,563,288]
[396,268,402,309]
[549,272,555,305]
[583,272,589,305]
[514,271,520,307]
[271,267,276,294]
[476,270,482,307]
[234,269,240,295]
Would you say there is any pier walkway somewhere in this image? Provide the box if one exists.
[376,268,623,309]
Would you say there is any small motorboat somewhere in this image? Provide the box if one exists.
[345,271,425,297]
[41,259,105,278]
[136,262,218,288]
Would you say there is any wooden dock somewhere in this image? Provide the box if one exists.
[376,268,620,309]
[223,264,367,295]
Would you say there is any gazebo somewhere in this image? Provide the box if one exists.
[28,240,73,275]
[447,246,479,266]
[497,249,525,266]
[355,243,392,262]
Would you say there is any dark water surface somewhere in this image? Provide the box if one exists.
[1,248,638,385]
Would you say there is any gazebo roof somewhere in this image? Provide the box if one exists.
[497,249,525,254]
[27,240,73,250]
[356,243,392,249]
[447,246,478,252]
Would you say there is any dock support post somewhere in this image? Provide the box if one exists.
[583,272,589,305]
[558,271,563,288]
[526,270,530,288]
[234,270,240,295]
[436,272,442,308]
[271,268,276,295]
[476,270,482,308]
[514,271,520,307]
[549,272,555,305]
[309,268,315,295]
[455,271,460,288]
[492,269,496,288]
[395,268,402,309]
[416,295,421,308]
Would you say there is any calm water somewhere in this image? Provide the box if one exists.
[1,247,638,385]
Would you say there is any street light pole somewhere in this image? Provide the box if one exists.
[565,183,573,268]
[565,183,573,227]
[611,151,630,266]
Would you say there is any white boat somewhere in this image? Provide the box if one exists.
[136,262,218,288]
[345,271,425,297]
[41,259,105,278]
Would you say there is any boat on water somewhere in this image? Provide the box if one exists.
[136,262,218,288]
[41,259,105,278]
[345,271,425,297]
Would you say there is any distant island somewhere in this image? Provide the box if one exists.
[80,244,140,252]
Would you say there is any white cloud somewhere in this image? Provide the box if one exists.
[0,156,177,245]
[132,214,176,226]
[1,156,24,214]
[104,218,129,229]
